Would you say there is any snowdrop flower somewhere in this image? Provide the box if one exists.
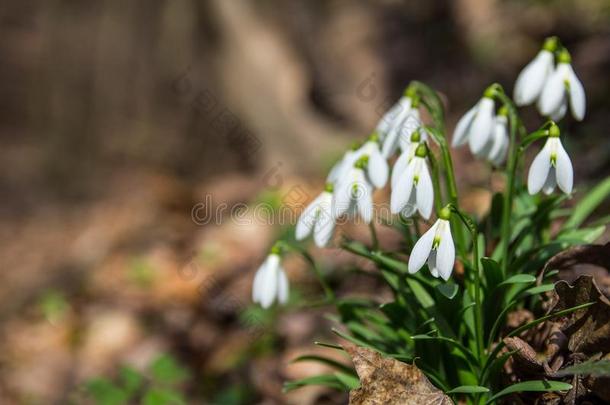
[252,249,289,308]
[538,49,585,121]
[357,135,389,188]
[331,135,388,189]
[332,157,373,223]
[513,38,556,106]
[391,129,426,188]
[382,98,420,158]
[295,185,335,247]
[474,109,509,166]
[452,88,496,155]
[527,124,573,195]
[408,208,455,281]
[326,148,358,185]
[391,143,433,219]
[376,95,412,140]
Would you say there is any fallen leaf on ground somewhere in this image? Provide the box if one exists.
[343,343,451,405]
[551,276,610,354]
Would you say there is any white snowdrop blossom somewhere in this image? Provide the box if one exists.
[474,111,509,166]
[391,129,427,188]
[376,95,412,140]
[408,210,455,281]
[252,251,289,308]
[527,126,573,195]
[332,161,373,224]
[538,50,585,121]
[381,96,420,158]
[513,39,556,106]
[295,187,335,248]
[390,144,433,219]
[357,137,389,189]
[452,91,496,155]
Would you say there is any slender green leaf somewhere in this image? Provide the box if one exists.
[436,283,459,300]
[486,380,572,404]
[447,385,490,394]
[498,274,536,287]
[334,372,360,389]
[563,177,610,229]
[554,360,610,377]
[291,355,354,375]
[283,374,347,392]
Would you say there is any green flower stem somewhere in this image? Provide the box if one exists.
[449,205,485,364]
[279,241,335,301]
[493,87,525,277]
[426,126,467,257]
[426,146,444,213]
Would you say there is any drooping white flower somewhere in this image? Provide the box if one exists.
[295,187,335,247]
[376,95,412,140]
[408,213,455,281]
[391,129,427,188]
[382,103,421,158]
[331,137,388,189]
[527,128,573,195]
[452,93,496,155]
[332,162,373,224]
[252,252,289,308]
[390,144,433,219]
[538,50,585,121]
[474,112,509,166]
[513,41,555,106]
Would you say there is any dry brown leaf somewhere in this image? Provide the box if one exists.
[343,343,452,405]
[551,276,610,354]
[504,337,545,376]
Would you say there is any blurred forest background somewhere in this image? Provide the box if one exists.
[0,0,609,404]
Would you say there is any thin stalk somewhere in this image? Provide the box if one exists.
[494,87,526,277]
[449,205,484,363]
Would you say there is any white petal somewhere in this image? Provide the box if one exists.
[367,147,389,188]
[415,160,433,220]
[401,192,417,218]
[452,105,477,147]
[259,255,280,308]
[326,159,344,184]
[427,250,439,278]
[391,149,411,188]
[550,99,567,122]
[513,50,554,106]
[567,65,586,121]
[554,139,573,194]
[539,64,570,117]
[397,112,421,151]
[277,267,289,305]
[354,172,373,224]
[468,98,495,155]
[295,194,323,240]
[408,221,438,274]
[390,160,416,214]
[382,100,413,157]
[332,172,354,218]
[488,116,509,165]
[542,168,557,195]
[527,141,552,195]
[252,262,267,303]
[436,220,455,281]
[313,193,335,247]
